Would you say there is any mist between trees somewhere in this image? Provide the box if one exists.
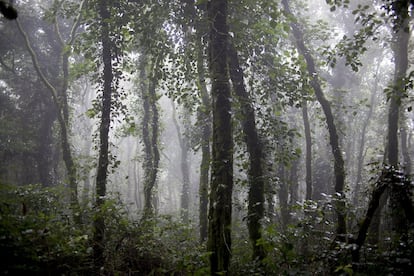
[1,0,414,275]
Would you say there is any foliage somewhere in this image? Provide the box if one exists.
[1,0,414,274]
[0,184,210,275]
[0,184,92,274]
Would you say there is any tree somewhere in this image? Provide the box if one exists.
[282,0,347,238]
[387,0,410,168]
[139,52,161,219]
[302,100,312,200]
[386,0,411,234]
[171,101,191,222]
[228,42,265,261]
[180,0,211,242]
[93,0,114,271]
[0,19,56,186]
[207,0,233,273]
[15,0,87,220]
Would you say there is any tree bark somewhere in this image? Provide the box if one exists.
[387,0,410,234]
[352,170,390,263]
[140,54,160,219]
[227,42,265,260]
[16,6,85,219]
[282,0,346,238]
[94,0,113,271]
[180,0,212,242]
[149,74,160,213]
[400,119,411,175]
[207,0,233,274]
[171,101,191,222]
[302,100,312,200]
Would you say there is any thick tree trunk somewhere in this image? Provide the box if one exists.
[387,1,410,234]
[94,0,113,271]
[227,43,266,260]
[387,1,409,167]
[207,0,233,274]
[198,81,211,242]
[282,0,346,238]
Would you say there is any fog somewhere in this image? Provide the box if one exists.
[1,0,413,274]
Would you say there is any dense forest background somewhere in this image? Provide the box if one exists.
[1,0,414,274]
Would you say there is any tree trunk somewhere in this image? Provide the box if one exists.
[181,0,211,243]
[207,0,233,274]
[282,0,346,238]
[16,13,81,219]
[302,101,312,200]
[93,0,113,271]
[278,165,290,227]
[228,42,265,260]
[149,74,160,214]
[387,0,410,234]
[171,101,191,222]
[36,106,56,187]
[289,157,299,205]
[133,145,142,211]
[140,54,160,219]
[354,65,379,205]
[352,169,390,263]
[401,119,411,175]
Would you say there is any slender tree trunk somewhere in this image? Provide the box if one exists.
[36,107,56,187]
[141,58,153,217]
[282,0,346,238]
[302,101,312,200]
[140,54,160,219]
[401,119,411,175]
[352,169,390,263]
[94,0,113,271]
[278,165,290,227]
[133,142,142,211]
[16,17,80,219]
[171,101,191,222]
[181,0,211,242]
[354,66,379,204]
[208,0,233,273]
[149,74,160,213]
[289,157,299,204]
[228,42,265,260]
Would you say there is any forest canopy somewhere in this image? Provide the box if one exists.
[1,0,414,275]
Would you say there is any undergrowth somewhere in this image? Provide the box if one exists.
[1,183,413,275]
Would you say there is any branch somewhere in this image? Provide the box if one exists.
[67,0,87,45]
[16,18,63,116]
[54,0,87,46]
